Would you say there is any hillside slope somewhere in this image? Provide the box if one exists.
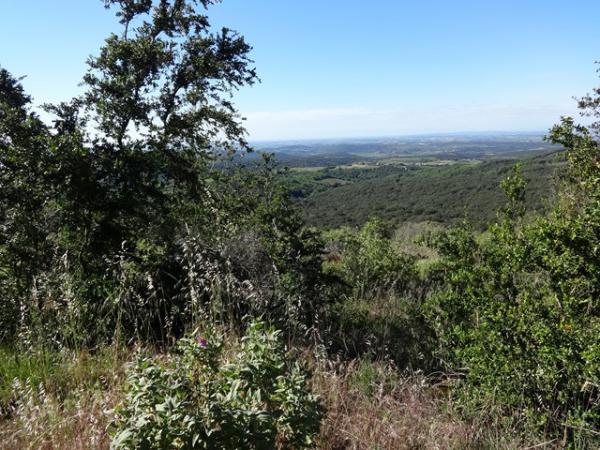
[301,152,563,228]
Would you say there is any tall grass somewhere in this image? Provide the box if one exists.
[3,346,598,449]
[0,346,127,450]
[312,359,581,450]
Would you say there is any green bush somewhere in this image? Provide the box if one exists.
[110,320,322,449]
[329,297,433,369]
[0,2,330,349]
[425,131,600,436]
[322,219,433,367]
[324,218,417,299]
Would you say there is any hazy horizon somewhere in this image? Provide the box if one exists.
[249,129,549,145]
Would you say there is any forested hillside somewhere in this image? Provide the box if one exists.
[0,1,599,449]
[299,152,563,227]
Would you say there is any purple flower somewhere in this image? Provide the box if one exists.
[196,336,208,348]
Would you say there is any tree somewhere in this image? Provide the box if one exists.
[0,69,54,341]
[0,1,329,346]
[576,62,600,138]
[45,0,258,261]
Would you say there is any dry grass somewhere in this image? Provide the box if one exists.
[0,350,566,449]
[1,385,116,450]
[0,348,126,450]
[312,359,551,450]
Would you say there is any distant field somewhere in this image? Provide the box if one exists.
[259,133,561,168]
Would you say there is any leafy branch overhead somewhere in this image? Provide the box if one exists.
[90,0,257,151]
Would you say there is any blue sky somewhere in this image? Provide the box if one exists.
[1,0,599,140]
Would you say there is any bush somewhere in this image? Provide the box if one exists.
[329,296,433,369]
[0,3,330,349]
[110,320,322,449]
[323,218,417,299]
[425,145,600,435]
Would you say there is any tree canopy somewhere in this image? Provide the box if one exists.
[0,0,326,346]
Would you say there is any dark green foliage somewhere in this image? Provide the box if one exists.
[321,219,434,367]
[299,155,562,229]
[172,156,330,340]
[64,0,257,266]
[0,1,328,348]
[0,69,59,342]
[284,164,408,199]
[323,218,416,299]
[329,296,433,369]
[2,1,600,445]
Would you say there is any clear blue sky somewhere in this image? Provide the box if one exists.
[1,0,599,140]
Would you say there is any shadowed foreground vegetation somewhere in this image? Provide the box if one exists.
[1,1,599,448]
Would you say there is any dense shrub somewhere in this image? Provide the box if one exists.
[323,218,417,299]
[321,219,435,367]
[111,321,322,449]
[329,296,433,369]
[0,2,329,348]
[425,127,600,435]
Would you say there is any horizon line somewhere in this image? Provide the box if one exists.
[249,129,550,145]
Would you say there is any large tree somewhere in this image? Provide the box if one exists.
[46,0,258,258]
[0,1,328,346]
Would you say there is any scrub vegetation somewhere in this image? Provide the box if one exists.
[0,1,599,448]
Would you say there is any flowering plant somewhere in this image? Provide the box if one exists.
[110,320,322,449]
